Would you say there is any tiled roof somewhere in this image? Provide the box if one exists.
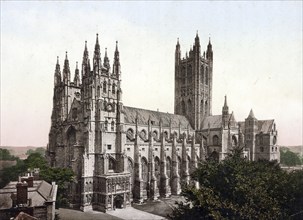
[200,114,235,130]
[258,120,274,133]
[200,115,222,130]
[0,180,55,210]
[123,106,193,129]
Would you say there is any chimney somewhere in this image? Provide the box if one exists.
[16,181,28,205]
[21,176,34,187]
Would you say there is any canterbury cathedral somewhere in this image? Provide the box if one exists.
[46,33,279,212]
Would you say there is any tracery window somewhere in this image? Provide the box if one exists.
[111,121,115,131]
[205,67,209,85]
[213,135,219,145]
[109,157,116,171]
[187,65,192,84]
[112,84,116,95]
[103,81,107,93]
[104,120,108,131]
[201,65,204,84]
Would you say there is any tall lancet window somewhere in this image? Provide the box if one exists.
[201,65,204,84]
[205,67,209,85]
[103,81,107,93]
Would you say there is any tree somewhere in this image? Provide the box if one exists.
[280,149,302,166]
[0,148,18,161]
[169,150,303,219]
[0,152,74,208]
[26,147,46,156]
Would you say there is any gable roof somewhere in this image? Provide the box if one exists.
[123,106,193,129]
[0,180,56,210]
[200,115,223,130]
[238,120,274,134]
[258,120,274,133]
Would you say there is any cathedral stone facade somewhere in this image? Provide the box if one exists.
[46,33,279,212]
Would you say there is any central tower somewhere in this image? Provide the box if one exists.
[174,32,213,130]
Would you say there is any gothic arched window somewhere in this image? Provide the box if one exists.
[201,65,204,84]
[128,158,134,191]
[187,65,192,84]
[232,135,237,147]
[97,86,100,97]
[166,156,171,179]
[112,84,116,95]
[103,81,107,93]
[205,101,208,115]
[141,157,148,189]
[213,135,219,145]
[154,156,160,188]
[153,130,158,139]
[104,120,108,131]
[109,157,116,171]
[111,121,115,131]
[127,128,134,140]
[181,66,186,84]
[140,129,147,140]
[205,67,209,85]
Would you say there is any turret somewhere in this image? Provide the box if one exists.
[206,37,213,61]
[82,41,90,77]
[103,48,110,71]
[112,41,121,78]
[245,109,258,161]
[222,95,229,128]
[175,38,181,63]
[93,33,102,74]
[63,52,70,85]
[54,56,61,86]
[74,62,80,86]
[193,31,200,54]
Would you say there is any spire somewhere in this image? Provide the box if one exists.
[83,41,88,60]
[222,95,229,128]
[82,41,90,77]
[195,30,200,45]
[207,36,213,60]
[224,95,228,107]
[103,48,110,70]
[74,61,80,86]
[113,41,120,77]
[63,51,70,84]
[175,38,181,62]
[93,33,102,72]
[54,56,61,86]
[248,109,255,119]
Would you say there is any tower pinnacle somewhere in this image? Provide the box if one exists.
[54,56,61,86]
[63,52,70,84]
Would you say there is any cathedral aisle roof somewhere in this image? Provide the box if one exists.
[123,106,193,129]
[200,114,226,130]
[201,115,222,130]
[238,120,275,134]
[258,120,275,133]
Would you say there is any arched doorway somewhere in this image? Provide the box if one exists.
[209,150,219,162]
[114,195,124,209]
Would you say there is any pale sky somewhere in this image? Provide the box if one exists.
[1,1,302,146]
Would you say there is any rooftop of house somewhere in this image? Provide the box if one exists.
[0,180,57,210]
